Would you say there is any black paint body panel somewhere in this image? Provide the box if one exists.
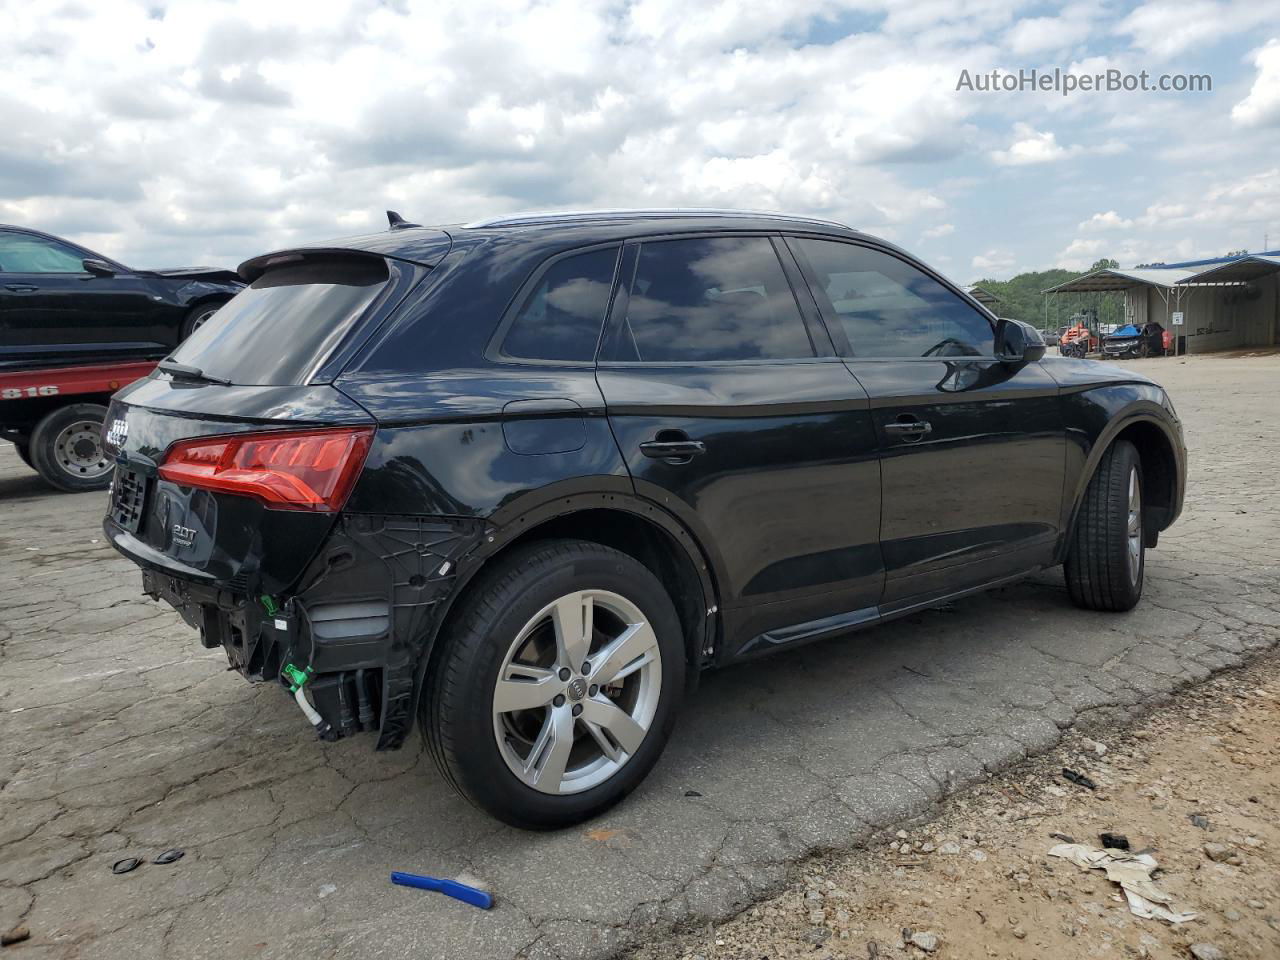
[99,213,1187,750]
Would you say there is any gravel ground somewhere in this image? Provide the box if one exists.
[0,353,1277,959]
[631,657,1280,960]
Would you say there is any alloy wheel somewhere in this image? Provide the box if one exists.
[1126,466,1142,583]
[492,590,662,795]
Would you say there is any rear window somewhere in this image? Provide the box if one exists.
[168,257,389,385]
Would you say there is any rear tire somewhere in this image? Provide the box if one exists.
[422,540,685,829]
[1064,439,1144,611]
[29,404,114,492]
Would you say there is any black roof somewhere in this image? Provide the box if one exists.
[242,209,870,277]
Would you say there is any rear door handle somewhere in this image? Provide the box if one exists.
[639,435,706,461]
[884,417,932,440]
[4,284,38,293]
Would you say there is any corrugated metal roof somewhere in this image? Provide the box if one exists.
[1176,254,1280,284]
[1042,267,1198,294]
[1148,248,1280,269]
[967,285,1002,305]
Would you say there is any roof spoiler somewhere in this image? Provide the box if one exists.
[236,247,391,283]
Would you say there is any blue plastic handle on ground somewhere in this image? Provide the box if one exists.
[390,871,494,909]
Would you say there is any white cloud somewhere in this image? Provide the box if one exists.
[1004,3,1096,55]
[0,0,1273,282]
[1115,1,1273,60]
[1079,210,1134,231]
[972,248,1016,273]
[1233,39,1280,128]
[990,123,1079,165]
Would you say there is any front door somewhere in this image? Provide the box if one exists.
[596,234,883,658]
[787,235,1065,610]
[0,230,162,367]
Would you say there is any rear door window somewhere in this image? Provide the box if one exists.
[500,247,618,361]
[169,256,389,385]
[791,238,994,358]
[611,236,814,362]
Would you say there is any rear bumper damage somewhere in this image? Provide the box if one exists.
[132,513,488,749]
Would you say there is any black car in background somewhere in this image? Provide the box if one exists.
[1103,321,1166,360]
[0,225,243,490]
[0,224,243,372]
[102,210,1186,828]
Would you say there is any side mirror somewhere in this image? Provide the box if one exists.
[82,259,115,277]
[995,317,1046,364]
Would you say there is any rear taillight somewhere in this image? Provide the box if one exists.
[158,427,374,512]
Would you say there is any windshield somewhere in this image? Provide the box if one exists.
[168,256,389,385]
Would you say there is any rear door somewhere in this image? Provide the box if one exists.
[0,230,162,366]
[787,235,1065,611]
[596,234,883,658]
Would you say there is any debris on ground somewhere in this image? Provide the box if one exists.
[152,848,185,864]
[110,858,142,875]
[1061,767,1097,790]
[1,926,31,947]
[1099,831,1130,850]
[630,658,1280,960]
[906,930,939,952]
[390,871,493,909]
[1048,843,1197,923]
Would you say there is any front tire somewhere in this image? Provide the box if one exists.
[422,540,685,829]
[29,404,114,492]
[1064,439,1144,611]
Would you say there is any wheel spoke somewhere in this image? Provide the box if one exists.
[551,593,593,670]
[524,705,575,790]
[583,719,624,763]
[581,695,647,754]
[590,621,658,686]
[494,663,561,713]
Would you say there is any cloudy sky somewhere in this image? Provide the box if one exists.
[2,0,1278,282]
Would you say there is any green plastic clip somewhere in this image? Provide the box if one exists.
[261,595,280,616]
[282,663,313,693]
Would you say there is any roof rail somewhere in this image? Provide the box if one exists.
[462,208,852,230]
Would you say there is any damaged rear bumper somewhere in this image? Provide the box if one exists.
[133,514,488,749]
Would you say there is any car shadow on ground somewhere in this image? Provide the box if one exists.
[0,472,61,501]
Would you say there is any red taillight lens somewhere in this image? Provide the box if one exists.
[158,427,374,512]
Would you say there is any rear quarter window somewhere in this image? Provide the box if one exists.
[498,247,619,362]
[170,257,389,385]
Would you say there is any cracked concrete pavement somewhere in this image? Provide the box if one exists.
[1,355,1277,960]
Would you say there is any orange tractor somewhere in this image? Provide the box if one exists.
[1058,321,1099,358]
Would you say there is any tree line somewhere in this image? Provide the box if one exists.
[972,258,1126,331]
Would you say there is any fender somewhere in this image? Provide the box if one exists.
[1057,401,1184,561]
[406,487,723,732]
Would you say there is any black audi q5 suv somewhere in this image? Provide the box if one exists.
[103,209,1185,827]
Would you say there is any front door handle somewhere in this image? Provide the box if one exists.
[884,417,932,441]
[640,432,706,462]
[4,284,38,293]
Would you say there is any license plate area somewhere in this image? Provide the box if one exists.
[110,468,149,533]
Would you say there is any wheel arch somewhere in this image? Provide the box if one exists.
[411,494,722,721]
[1061,412,1181,557]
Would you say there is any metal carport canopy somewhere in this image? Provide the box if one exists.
[968,285,1002,306]
[1175,254,1280,284]
[1042,267,1198,294]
